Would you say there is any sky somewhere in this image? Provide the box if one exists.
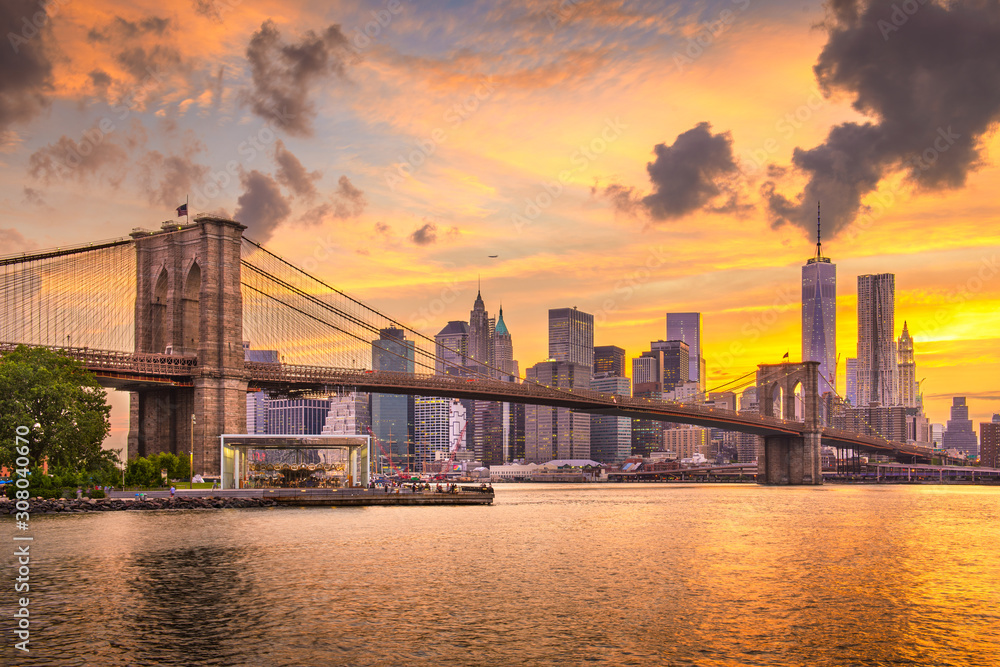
[2,0,999,448]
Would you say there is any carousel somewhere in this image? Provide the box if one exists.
[220,434,370,489]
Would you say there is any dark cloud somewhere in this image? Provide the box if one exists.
[1,0,54,132]
[27,128,130,187]
[331,175,365,217]
[766,0,1000,236]
[410,223,437,246]
[603,122,740,220]
[138,137,210,208]
[22,186,45,206]
[242,20,350,136]
[88,16,171,42]
[115,45,184,83]
[89,69,112,91]
[296,175,367,225]
[234,170,291,242]
[274,140,320,199]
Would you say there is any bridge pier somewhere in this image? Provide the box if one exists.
[757,432,822,485]
[128,217,247,476]
[756,361,823,486]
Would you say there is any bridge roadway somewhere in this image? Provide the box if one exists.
[3,343,952,464]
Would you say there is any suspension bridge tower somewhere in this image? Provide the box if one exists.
[756,361,823,485]
[128,216,248,476]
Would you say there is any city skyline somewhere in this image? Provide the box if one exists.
[2,0,998,441]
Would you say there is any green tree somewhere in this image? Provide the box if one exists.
[0,345,112,472]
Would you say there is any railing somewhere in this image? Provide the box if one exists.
[0,343,197,377]
[245,362,803,433]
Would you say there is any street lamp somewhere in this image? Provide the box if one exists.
[190,414,195,490]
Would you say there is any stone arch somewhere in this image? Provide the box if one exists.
[756,361,820,429]
[151,266,168,354]
[181,261,201,355]
[791,380,804,422]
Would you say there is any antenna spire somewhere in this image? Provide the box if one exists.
[815,201,823,260]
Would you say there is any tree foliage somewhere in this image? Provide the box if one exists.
[0,345,114,473]
[125,452,192,487]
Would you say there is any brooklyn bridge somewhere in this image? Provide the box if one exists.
[0,216,957,485]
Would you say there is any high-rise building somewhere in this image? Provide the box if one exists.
[664,426,710,460]
[845,357,858,406]
[649,340,690,392]
[468,288,491,370]
[266,398,334,435]
[666,313,704,390]
[590,372,631,465]
[897,321,918,408]
[494,307,518,378]
[801,210,836,397]
[736,387,759,463]
[414,396,451,470]
[371,328,415,462]
[942,397,978,455]
[492,306,522,464]
[980,415,1000,468]
[857,273,897,407]
[594,345,626,377]
[322,391,370,436]
[435,321,469,375]
[632,356,659,386]
[247,391,268,434]
[525,360,591,462]
[830,404,908,442]
[549,307,594,367]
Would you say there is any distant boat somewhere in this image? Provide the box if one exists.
[488,255,498,258]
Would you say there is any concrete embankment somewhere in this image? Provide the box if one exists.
[1,487,494,513]
[0,496,278,514]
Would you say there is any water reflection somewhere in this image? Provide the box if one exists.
[7,485,1000,666]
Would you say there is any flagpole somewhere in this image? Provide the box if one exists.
[186,194,190,224]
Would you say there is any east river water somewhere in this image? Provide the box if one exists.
[4,483,1000,666]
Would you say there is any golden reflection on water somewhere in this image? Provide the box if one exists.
[9,484,1000,666]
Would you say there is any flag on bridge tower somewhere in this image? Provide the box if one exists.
[782,351,789,360]
[176,203,188,217]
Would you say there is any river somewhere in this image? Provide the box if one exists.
[4,483,1000,666]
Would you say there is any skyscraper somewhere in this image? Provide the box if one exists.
[525,360,591,462]
[414,396,451,469]
[468,288,491,369]
[590,372,631,465]
[801,208,836,396]
[897,321,918,408]
[322,391,371,436]
[736,387,759,463]
[857,273,897,407]
[845,357,858,406]
[435,321,469,375]
[980,415,1000,468]
[594,345,626,377]
[942,397,978,455]
[371,328,415,462]
[666,313,704,390]
[649,340,690,392]
[548,307,594,367]
[494,306,518,378]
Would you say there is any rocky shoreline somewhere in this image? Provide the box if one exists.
[0,496,279,514]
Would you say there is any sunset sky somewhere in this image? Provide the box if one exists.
[2,0,999,447]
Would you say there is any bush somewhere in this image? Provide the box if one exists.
[89,489,106,499]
